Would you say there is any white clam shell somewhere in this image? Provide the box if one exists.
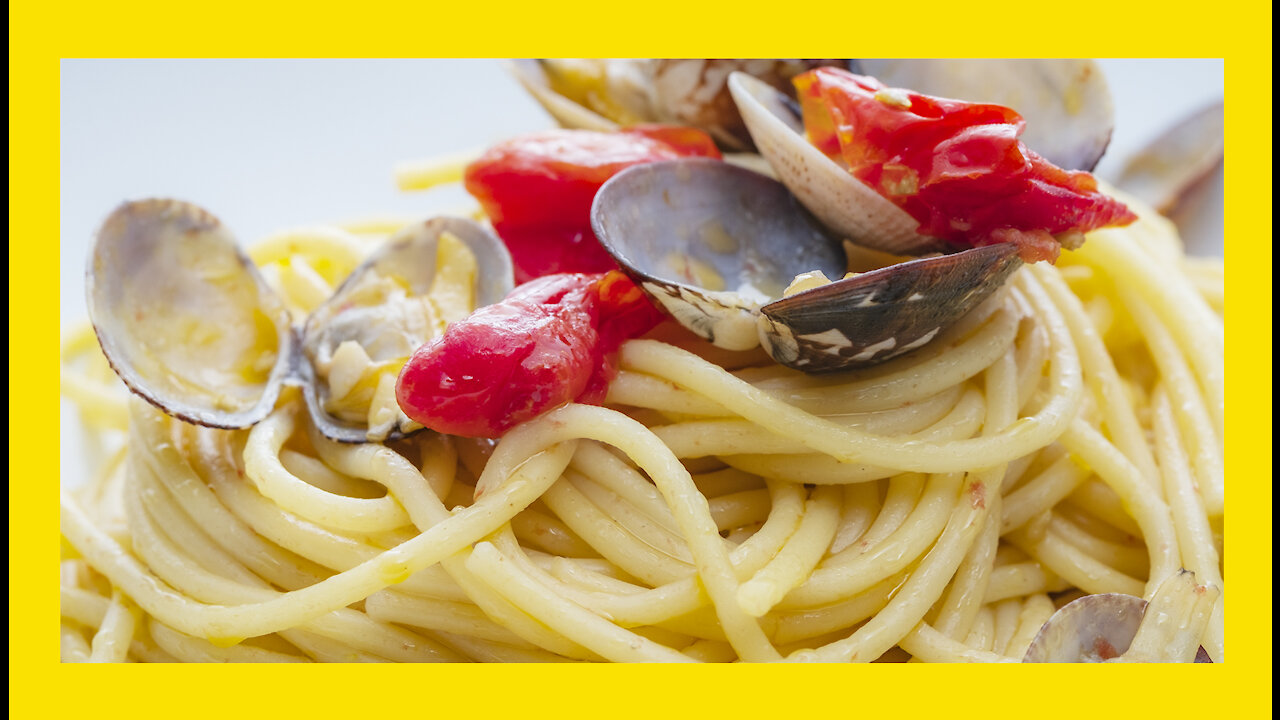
[727,72,942,256]
[87,199,297,429]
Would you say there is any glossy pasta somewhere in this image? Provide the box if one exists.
[59,198,1224,663]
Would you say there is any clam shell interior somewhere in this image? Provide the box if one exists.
[87,199,295,429]
[591,158,845,351]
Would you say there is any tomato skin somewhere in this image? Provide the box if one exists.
[464,127,721,284]
[396,271,662,438]
[795,68,1136,261]
[492,225,618,286]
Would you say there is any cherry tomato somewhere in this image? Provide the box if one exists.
[396,271,663,438]
[795,68,1136,262]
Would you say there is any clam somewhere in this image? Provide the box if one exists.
[300,217,514,442]
[727,65,1117,257]
[727,71,939,256]
[510,59,853,151]
[856,59,1116,172]
[1023,593,1213,663]
[1115,101,1223,256]
[590,159,1022,372]
[87,199,297,430]
[88,199,513,442]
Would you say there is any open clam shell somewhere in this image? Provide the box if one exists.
[857,59,1115,172]
[591,159,1022,372]
[87,199,297,429]
[88,199,513,442]
[592,157,846,351]
[302,217,514,442]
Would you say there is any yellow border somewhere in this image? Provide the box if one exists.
[14,2,1272,719]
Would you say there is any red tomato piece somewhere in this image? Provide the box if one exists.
[464,127,721,284]
[396,271,663,438]
[795,68,1137,262]
[491,225,618,288]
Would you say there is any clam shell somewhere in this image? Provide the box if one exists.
[727,72,942,256]
[591,158,845,351]
[1115,101,1223,257]
[591,159,1023,372]
[857,59,1115,171]
[510,59,854,151]
[88,200,514,443]
[1023,593,1147,662]
[302,217,513,442]
[87,199,297,429]
[758,244,1022,372]
[508,59,625,133]
[647,60,853,151]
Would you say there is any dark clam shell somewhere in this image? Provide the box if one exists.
[592,158,845,351]
[758,244,1021,372]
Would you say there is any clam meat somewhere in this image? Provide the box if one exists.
[88,199,513,442]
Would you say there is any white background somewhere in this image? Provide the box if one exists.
[59,58,1224,483]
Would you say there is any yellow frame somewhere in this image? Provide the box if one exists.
[14,3,1272,718]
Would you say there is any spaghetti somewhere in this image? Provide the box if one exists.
[59,184,1224,661]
